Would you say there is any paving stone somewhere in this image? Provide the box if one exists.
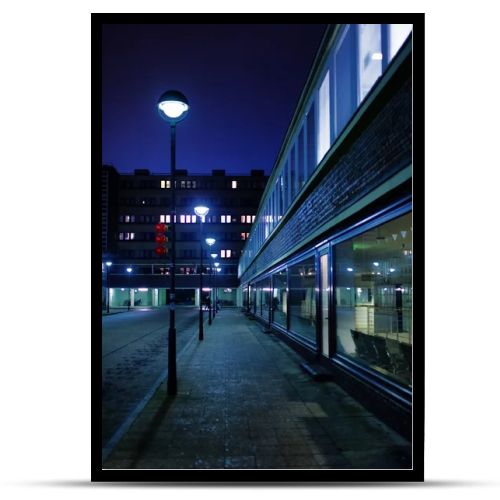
[104,309,411,470]
[256,455,288,469]
[224,455,256,469]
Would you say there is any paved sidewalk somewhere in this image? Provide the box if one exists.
[103,309,411,469]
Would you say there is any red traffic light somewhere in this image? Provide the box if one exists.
[155,223,167,233]
[155,234,168,244]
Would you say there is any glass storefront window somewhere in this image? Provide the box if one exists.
[289,255,317,344]
[272,269,288,328]
[335,212,412,386]
[255,277,271,319]
[248,285,255,314]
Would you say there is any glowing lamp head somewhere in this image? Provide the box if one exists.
[210,253,218,259]
[194,206,209,218]
[205,237,216,246]
[126,267,132,273]
[216,268,221,273]
[157,90,189,123]
[214,262,220,268]
[106,261,112,267]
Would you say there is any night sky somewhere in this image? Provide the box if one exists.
[102,24,327,176]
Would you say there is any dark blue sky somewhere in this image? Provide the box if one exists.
[102,23,327,176]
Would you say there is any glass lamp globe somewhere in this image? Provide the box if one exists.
[157,90,189,123]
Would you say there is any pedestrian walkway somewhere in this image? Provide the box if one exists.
[103,309,411,469]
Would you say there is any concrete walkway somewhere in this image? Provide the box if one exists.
[103,309,411,469]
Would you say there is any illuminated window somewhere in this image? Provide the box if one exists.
[160,180,171,189]
[221,215,226,223]
[317,70,331,163]
[241,215,245,223]
[359,24,383,101]
[252,215,256,223]
[246,215,252,223]
[160,215,165,223]
[388,24,412,60]
[180,181,186,188]
[125,215,130,223]
[232,180,237,189]
[221,249,232,259]
[180,215,186,223]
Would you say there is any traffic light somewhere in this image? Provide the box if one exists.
[155,223,168,257]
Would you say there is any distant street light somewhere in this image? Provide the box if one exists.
[157,89,189,396]
[214,262,220,314]
[205,238,216,324]
[105,261,112,313]
[210,252,217,319]
[194,206,209,341]
[126,267,132,311]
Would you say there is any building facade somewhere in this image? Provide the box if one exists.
[102,167,267,309]
[101,164,120,256]
[238,24,413,435]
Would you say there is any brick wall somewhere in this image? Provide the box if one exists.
[241,70,412,283]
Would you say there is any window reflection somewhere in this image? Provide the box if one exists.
[255,278,271,319]
[335,213,412,386]
[289,256,317,344]
[272,269,288,328]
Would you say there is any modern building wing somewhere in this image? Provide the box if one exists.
[238,24,414,435]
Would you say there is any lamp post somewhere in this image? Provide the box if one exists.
[105,261,112,313]
[210,252,217,320]
[194,206,209,341]
[214,263,220,314]
[158,89,189,396]
[126,267,132,311]
[205,239,216,324]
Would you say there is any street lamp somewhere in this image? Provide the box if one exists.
[210,252,217,320]
[194,206,209,341]
[214,262,220,314]
[105,261,112,313]
[205,238,216,324]
[157,89,189,396]
[126,267,132,311]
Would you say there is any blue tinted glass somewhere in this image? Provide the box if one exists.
[336,25,357,135]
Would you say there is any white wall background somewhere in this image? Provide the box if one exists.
[0,1,499,499]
